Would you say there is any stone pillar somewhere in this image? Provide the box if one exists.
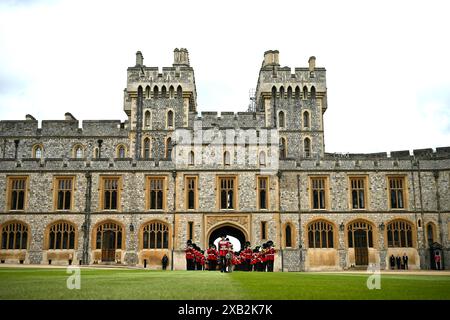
[378,225,387,270]
[338,225,346,270]
[124,222,138,266]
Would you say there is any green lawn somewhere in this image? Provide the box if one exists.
[0,268,449,300]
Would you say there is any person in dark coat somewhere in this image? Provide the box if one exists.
[396,254,401,270]
[390,254,396,270]
[402,253,409,270]
[162,254,169,270]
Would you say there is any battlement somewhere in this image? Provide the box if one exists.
[194,111,266,128]
[324,147,450,161]
[0,115,128,137]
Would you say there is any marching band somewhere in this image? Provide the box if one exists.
[185,237,276,272]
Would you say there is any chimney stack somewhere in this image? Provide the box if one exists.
[173,48,190,66]
[136,51,144,66]
[308,56,316,72]
[263,50,280,67]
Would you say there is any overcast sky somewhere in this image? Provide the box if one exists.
[0,0,449,154]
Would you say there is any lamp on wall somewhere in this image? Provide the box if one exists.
[129,223,134,232]
[379,222,385,231]
[339,222,344,231]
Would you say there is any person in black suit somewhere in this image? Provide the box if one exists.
[390,254,396,270]
[396,254,401,270]
[402,253,409,270]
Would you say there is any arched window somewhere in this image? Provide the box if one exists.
[271,86,277,101]
[169,86,174,99]
[347,220,373,248]
[287,86,292,100]
[94,148,99,159]
[304,138,311,158]
[387,220,413,248]
[48,221,76,250]
[161,86,167,99]
[143,138,151,159]
[308,220,334,248]
[279,86,285,99]
[303,111,310,128]
[153,86,159,99]
[278,111,285,128]
[303,86,308,100]
[177,85,183,99]
[295,86,301,100]
[279,138,287,159]
[166,137,172,159]
[188,151,194,166]
[426,223,435,245]
[285,224,292,247]
[74,145,84,159]
[145,86,151,99]
[142,221,169,249]
[117,145,126,158]
[33,145,43,159]
[144,110,151,127]
[167,110,174,128]
[311,86,316,99]
[223,151,231,166]
[1,221,28,250]
[259,151,266,167]
[95,222,122,250]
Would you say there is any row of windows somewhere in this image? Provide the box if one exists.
[1,218,427,251]
[271,85,316,100]
[143,109,174,129]
[31,144,128,160]
[277,110,311,129]
[142,85,183,100]
[5,175,408,212]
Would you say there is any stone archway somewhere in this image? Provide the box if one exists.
[207,224,247,252]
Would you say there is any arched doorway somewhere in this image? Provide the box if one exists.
[208,224,247,252]
[347,220,374,266]
[94,222,123,262]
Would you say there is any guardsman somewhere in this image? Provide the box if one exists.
[194,246,202,270]
[244,245,253,271]
[206,244,218,271]
[185,241,194,270]
[266,240,276,272]
[218,235,230,273]
[200,250,206,270]
[260,243,268,272]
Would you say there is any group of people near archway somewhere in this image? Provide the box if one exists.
[185,237,276,272]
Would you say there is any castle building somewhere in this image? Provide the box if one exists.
[0,49,448,271]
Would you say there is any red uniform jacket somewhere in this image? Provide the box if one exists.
[244,248,253,260]
[266,247,276,261]
[195,251,202,263]
[218,240,230,256]
[185,247,194,260]
[206,248,218,261]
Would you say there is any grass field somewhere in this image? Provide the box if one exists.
[0,268,450,300]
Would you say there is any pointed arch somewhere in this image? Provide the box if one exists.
[295,86,301,100]
[167,109,174,128]
[177,85,183,99]
[169,85,174,99]
[426,222,436,246]
[1,220,29,250]
[278,110,285,128]
[307,219,335,248]
[32,144,43,159]
[259,150,266,167]
[140,220,170,249]
[143,137,151,159]
[144,110,151,127]
[303,86,308,100]
[279,86,285,99]
[287,86,292,99]
[304,137,311,158]
[303,110,310,128]
[223,151,231,166]
[386,219,415,248]
[116,144,127,158]
[145,85,151,99]
[72,144,84,159]
[165,137,173,159]
[188,150,194,166]
[153,85,159,99]
[311,86,316,99]
[46,220,77,250]
[279,137,287,159]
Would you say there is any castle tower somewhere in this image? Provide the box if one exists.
[255,50,327,159]
[123,48,198,159]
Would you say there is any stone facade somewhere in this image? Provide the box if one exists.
[0,49,449,271]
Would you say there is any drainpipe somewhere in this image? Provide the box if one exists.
[82,172,92,265]
[14,139,19,160]
[416,160,427,268]
[277,170,284,272]
[434,170,445,269]
[297,174,303,271]
[171,170,177,270]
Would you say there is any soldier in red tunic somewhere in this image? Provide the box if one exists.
[266,240,276,272]
[218,235,230,273]
[243,245,253,271]
[206,244,218,271]
[185,241,194,270]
